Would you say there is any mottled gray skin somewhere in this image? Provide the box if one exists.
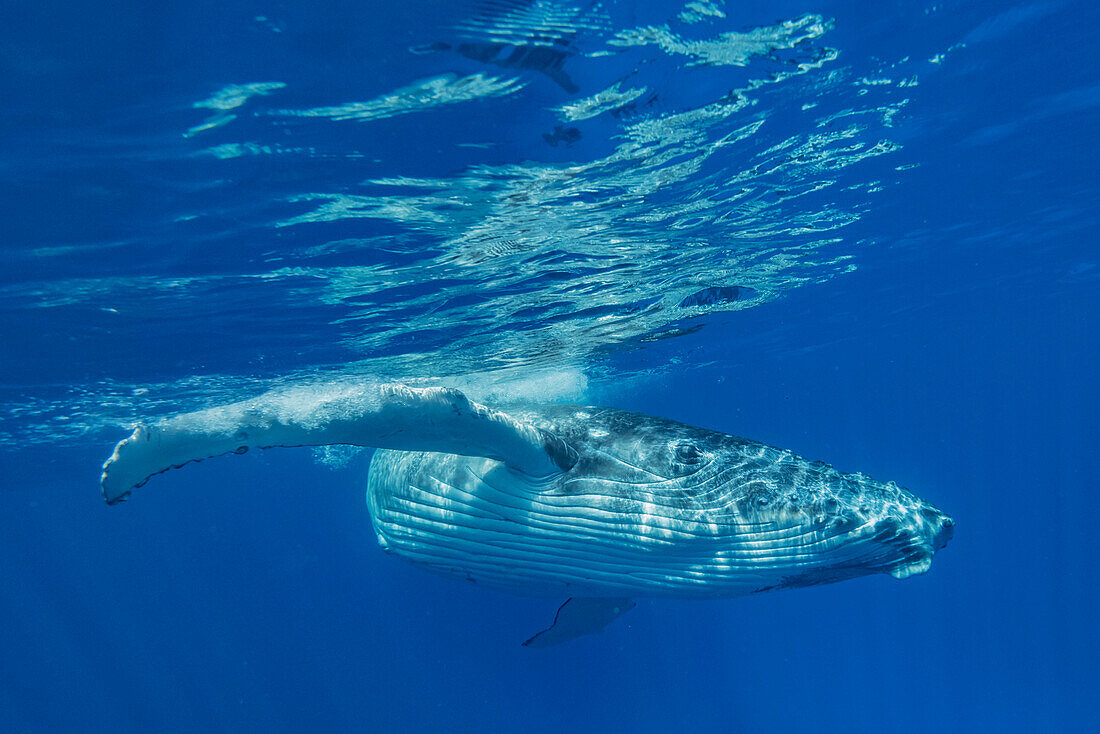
[367,404,953,599]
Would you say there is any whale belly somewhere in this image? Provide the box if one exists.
[365,449,810,598]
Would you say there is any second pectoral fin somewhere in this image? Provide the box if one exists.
[522,597,635,648]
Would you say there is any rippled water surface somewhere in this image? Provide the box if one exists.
[1,0,1026,440]
[1,1,1097,732]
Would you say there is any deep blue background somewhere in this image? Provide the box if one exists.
[2,1,1098,732]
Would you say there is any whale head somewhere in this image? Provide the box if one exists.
[674,429,956,590]
[530,406,955,595]
[742,469,956,588]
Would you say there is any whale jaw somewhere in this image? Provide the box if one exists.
[890,555,932,579]
[888,509,954,579]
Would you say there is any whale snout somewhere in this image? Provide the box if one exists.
[914,504,954,556]
[931,511,955,551]
[884,505,954,580]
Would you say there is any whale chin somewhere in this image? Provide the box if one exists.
[862,506,954,581]
[889,555,933,579]
[888,510,954,579]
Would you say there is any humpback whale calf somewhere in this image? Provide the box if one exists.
[101,383,953,646]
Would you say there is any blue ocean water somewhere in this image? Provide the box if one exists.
[1,0,1097,731]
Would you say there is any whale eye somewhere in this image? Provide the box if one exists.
[673,441,701,464]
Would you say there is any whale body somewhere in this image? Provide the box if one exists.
[101,384,953,645]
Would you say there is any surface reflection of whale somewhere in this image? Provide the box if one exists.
[410,40,579,93]
[100,384,953,647]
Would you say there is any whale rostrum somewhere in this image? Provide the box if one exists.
[101,383,953,646]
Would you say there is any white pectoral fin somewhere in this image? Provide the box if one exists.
[100,383,576,504]
[522,598,636,648]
